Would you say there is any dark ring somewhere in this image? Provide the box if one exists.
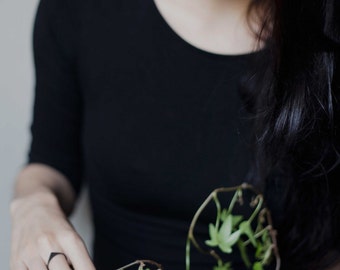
[47,252,68,269]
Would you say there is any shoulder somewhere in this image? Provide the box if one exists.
[35,0,146,32]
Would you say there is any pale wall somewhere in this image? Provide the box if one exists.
[0,0,93,268]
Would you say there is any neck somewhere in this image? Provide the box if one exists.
[179,0,252,18]
[153,0,261,54]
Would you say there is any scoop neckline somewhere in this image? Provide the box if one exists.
[150,0,264,62]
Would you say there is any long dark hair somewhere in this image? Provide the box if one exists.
[243,0,340,269]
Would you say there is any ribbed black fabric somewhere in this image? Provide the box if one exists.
[27,0,268,269]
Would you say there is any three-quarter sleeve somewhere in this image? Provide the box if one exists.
[27,0,83,196]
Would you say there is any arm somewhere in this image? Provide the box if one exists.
[10,0,94,268]
[10,163,95,270]
[12,163,76,216]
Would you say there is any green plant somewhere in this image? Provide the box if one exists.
[116,260,163,270]
[115,183,280,270]
[186,183,281,270]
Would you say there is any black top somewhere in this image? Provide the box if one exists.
[27,0,268,269]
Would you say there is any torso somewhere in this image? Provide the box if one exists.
[76,1,263,268]
[52,0,266,268]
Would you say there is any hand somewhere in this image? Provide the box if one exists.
[10,191,96,270]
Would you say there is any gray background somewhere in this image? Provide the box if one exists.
[0,0,93,268]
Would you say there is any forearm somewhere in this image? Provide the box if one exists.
[10,164,95,270]
[12,163,76,216]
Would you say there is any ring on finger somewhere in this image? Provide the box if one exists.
[47,252,72,270]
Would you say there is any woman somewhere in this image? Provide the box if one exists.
[10,0,340,269]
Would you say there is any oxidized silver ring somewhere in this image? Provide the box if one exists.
[47,252,68,269]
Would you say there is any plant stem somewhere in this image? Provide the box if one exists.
[116,261,141,270]
[186,183,281,270]
[228,188,241,214]
[115,260,163,270]
[213,193,222,229]
[248,196,263,223]
[186,184,253,261]
[242,225,271,246]
[187,190,223,262]
[265,211,281,270]
[186,238,191,270]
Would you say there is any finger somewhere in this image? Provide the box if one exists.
[25,257,47,270]
[11,261,28,270]
[47,253,72,270]
[35,235,70,269]
[62,236,95,270]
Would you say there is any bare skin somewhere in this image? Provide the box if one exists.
[10,0,258,269]
[153,0,257,55]
[10,164,96,270]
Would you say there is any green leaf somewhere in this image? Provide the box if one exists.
[220,209,228,221]
[206,215,241,253]
[219,215,232,240]
[217,215,239,253]
[252,262,263,270]
[218,241,233,253]
[224,230,241,246]
[213,262,233,270]
[206,223,219,246]
[255,242,263,259]
[239,221,257,247]
[232,215,243,227]
[217,214,241,253]
[205,239,217,246]
[209,223,218,238]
